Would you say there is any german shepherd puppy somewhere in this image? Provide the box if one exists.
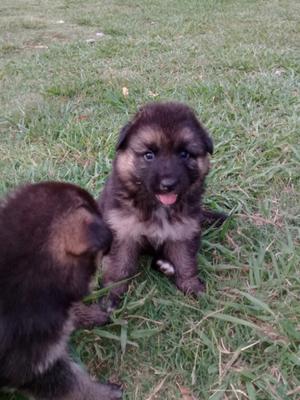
[99,102,224,311]
[0,182,122,400]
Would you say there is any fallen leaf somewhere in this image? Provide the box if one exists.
[122,87,129,97]
[178,385,198,400]
[148,90,158,97]
[76,115,89,122]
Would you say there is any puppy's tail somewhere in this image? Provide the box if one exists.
[199,208,228,228]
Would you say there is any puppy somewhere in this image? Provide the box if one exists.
[99,102,222,311]
[0,182,122,400]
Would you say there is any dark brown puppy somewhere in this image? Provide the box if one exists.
[99,102,223,311]
[0,182,122,400]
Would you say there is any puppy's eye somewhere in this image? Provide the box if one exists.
[179,150,190,160]
[144,151,155,161]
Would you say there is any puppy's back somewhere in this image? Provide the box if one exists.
[0,182,110,387]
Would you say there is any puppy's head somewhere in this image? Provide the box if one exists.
[115,102,213,206]
[0,182,112,300]
[45,182,112,272]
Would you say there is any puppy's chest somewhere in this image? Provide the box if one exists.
[107,207,199,246]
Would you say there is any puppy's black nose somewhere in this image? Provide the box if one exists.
[159,178,178,192]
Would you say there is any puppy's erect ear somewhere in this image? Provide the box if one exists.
[194,122,213,155]
[65,209,112,256]
[202,130,214,155]
[116,108,144,150]
[85,217,112,255]
[51,208,112,259]
[116,121,133,150]
[189,107,214,155]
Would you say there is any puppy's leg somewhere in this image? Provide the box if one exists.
[199,208,228,228]
[163,237,205,296]
[21,357,122,400]
[100,239,140,312]
[71,302,110,329]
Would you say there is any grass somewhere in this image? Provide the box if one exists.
[0,0,299,399]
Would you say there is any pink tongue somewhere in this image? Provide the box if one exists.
[156,193,178,205]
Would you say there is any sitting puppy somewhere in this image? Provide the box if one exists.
[0,182,122,400]
[99,102,223,311]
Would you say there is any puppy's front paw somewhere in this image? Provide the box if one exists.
[99,296,120,314]
[155,259,175,276]
[176,277,205,297]
[72,303,110,329]
[96,383,123,400]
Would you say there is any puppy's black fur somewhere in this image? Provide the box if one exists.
[0,182,122,400]
[98,102,225,310]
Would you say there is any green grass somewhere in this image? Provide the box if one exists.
[0,0,300,399]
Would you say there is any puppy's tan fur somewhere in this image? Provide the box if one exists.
[98,102,221,310]
[0,182,122,400]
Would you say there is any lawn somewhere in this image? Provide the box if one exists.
[0,0,299,399]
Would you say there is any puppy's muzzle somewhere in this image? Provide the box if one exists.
[159,177,178,193]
